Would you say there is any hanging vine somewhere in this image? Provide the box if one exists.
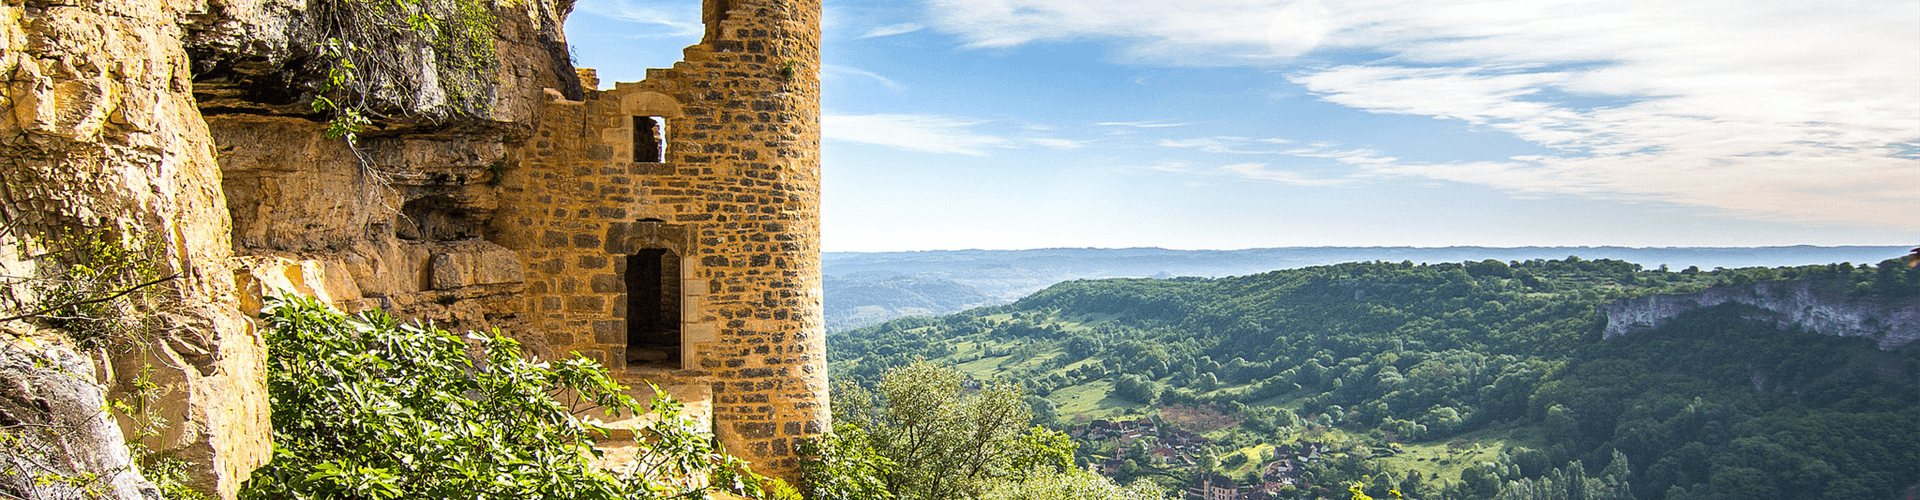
[302,0,500,145]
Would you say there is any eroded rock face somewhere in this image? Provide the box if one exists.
[0,341,161,500]
[198,0,579,335]
[1603,280,1920,350]
[186,0,581,123]
[1,0,270,496]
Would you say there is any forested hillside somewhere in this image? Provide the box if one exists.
[824,276,996,332]
[821,246,1912,332]
[827,257,1920,500]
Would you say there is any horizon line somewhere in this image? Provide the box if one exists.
[824,244,1915,254]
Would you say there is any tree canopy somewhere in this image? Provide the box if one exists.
[827,257,1920,500]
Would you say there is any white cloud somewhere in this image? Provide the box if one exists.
[861,22,926,38]
[1221,163,1353,186]
[1159,137,1288,154]
[1028,138,1089,150]
[823,65,906,92]
[926,0,1332,65]
[923,0,1920,228]
[573,0,702,37]
[824,114,1010,155]
[1279,146,1397,166]
[1096,121,1192,128]
[1143,162,1196,173]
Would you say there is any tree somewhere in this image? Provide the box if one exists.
[1112,374,1160,404]
[1492,451,1634,500]
[828,361,1081,500]
[241,296,764,500]
[796,424,896,500]
[980,467,1166,500]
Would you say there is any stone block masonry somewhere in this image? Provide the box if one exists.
[493,0,827,481]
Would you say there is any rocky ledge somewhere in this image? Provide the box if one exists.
[1602,280,1920,350]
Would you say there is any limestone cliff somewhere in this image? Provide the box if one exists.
[1,0,269,494]
[1,0,582,496]
[1602,280,1920,350]
[190,0,579,337]
[2,341,161,499]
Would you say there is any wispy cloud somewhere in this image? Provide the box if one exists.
[926,0,1331,65]
[1143,161,1196,173]
[923,0,1920,228]
[1277,146,1395,166]
[1159,137,1288,154]
[1220,163,1353,186]
[824,114,1010,156]
[573,0,702,37]
[1028,138,1089,150]
[1096,121,1192,128]
[823,65,907,92]
[861,22,926,39]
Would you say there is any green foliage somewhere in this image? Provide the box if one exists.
[242,295,764,500]
[304,0,500,145]
[1111,373,1159,404]
[1546,304,1920,500]
[18,229,169,345]
[4,227,208,498]
[129,445,213,500]
[828,257,1920,500]
[114,362,211,500]
[979,466,1167,500]
[1492,451,1634,500]
[485,160,509,185]
[431,0,499,111]
[827,361,1085,500]
[796,424,896,500]
[308,39,372,143]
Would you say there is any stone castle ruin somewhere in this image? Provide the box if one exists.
[499,0,828,475]
[0,0,825,496]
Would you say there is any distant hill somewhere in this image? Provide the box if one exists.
[822,245,1911,332]
[827,258,1920,499]
[823,276,996,333]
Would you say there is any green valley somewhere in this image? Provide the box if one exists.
[827,257,1920,499]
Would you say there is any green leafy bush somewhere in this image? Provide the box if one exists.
[979,466,1166,500]
[242,296,764,500]
[819,361,1134,500]
[795,424,895,500]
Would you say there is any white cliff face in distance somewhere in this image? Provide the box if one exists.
[1603,280,1920,350]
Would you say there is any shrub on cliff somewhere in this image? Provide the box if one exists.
[241,296,765,500]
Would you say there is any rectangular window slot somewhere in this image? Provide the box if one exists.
[634,116,666,163]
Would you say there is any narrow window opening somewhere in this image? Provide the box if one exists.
[625,248,681,367]
[633,116,666,163]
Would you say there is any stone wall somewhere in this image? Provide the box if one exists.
[493,0,827,479]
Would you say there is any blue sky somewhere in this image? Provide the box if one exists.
[565,0,1920,252]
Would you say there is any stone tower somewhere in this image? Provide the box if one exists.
[495,0,827,479]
